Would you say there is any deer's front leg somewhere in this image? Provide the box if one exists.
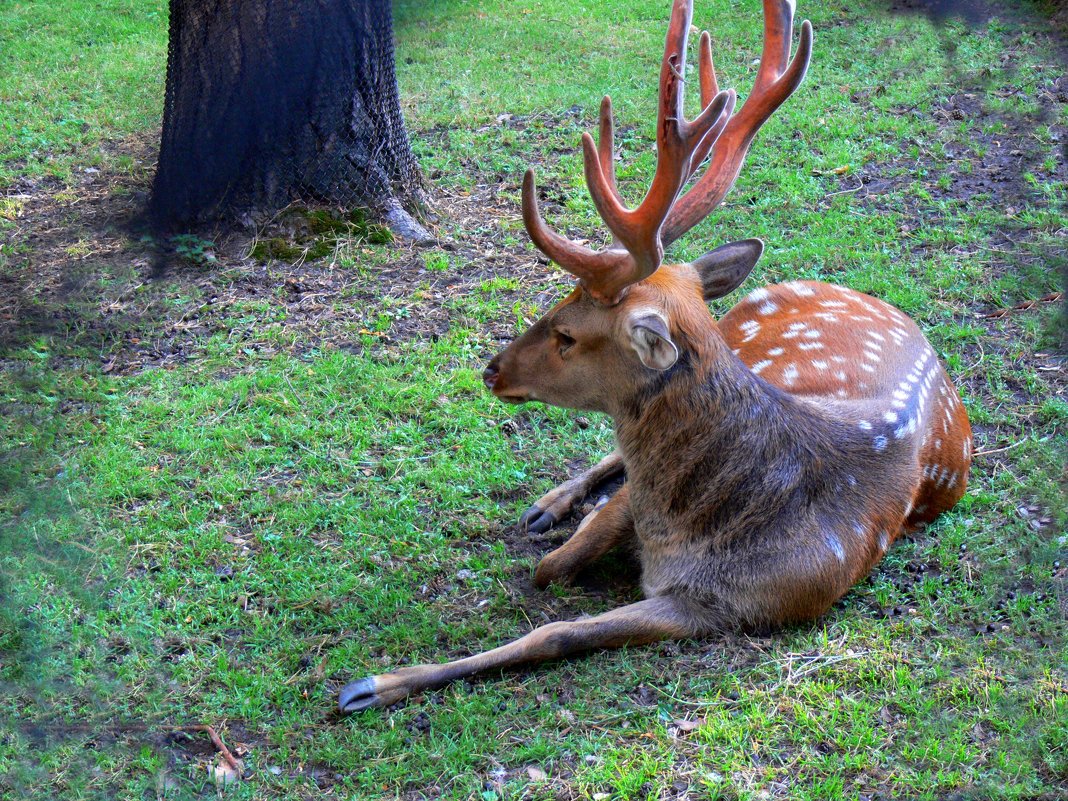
[533,482,633,589]
[338,595,698,713]
[520,450,625,534]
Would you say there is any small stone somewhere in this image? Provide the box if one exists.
[455,569,474,581]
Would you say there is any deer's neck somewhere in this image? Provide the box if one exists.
[613,333,863,539]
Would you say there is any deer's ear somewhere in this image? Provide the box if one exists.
[690,238,764,300]
[627,311,678,371]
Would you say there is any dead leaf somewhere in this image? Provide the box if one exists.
[811,165,852,176]
[526,765,548,781]
[669,717,705,737]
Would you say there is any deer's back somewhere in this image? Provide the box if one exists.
[720,280,972,528]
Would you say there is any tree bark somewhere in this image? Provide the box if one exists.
[150,0,427,236]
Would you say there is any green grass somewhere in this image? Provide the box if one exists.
[0,0,167,184]
[2,0,1066,799]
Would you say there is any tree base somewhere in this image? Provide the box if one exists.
[382,200,434,245]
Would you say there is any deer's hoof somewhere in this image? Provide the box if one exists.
[520,504,558,534]
[338,677,379,713]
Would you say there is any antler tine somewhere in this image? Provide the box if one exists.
[598,95,620,201]
[661,0,813,247]
[689,88,736,178]
[698,31,718,113]
[522,168,632,295]
[753,0,797,95]
[522,169,593,268]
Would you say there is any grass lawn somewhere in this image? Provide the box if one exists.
[1,0,1066,798]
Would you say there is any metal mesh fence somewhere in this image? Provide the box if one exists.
[150,0,423,229]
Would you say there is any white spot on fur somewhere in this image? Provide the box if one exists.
[894,417,917,439]
[803,329,821,339]
[798,342,825,351]
[784,281,816,297]
[820,300,848,308]
[767,347,785,357]
[739,320,760,343]
[827,533,846,564]
[878,530,890,551]
[781,364,799,385]
[864,351,881,363]
[758,301,779,316]
[873,435,888,452]
[868,331,886,342]
[813,360,828,370]
[861,363,876,373]
[832,356,847,364]
[884,411,899,423]
[858,420,872,430]
[836,371,847,381]
[847,475,857,487]
[751,359,772,374]
[746,287,770,303]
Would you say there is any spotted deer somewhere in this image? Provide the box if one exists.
[338,0,972,713]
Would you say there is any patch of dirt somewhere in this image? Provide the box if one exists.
[842,76,1068,227]
[0,113,590,381]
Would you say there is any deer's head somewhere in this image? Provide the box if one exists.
[484,0,812,415]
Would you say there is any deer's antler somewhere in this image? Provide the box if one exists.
[523,0,735,305]
[522,0,811,304]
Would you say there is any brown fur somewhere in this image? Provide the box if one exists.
[490,268,971,635]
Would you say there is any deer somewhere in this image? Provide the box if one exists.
[338,0,972,714]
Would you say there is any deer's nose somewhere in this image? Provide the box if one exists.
[482,363,500,390]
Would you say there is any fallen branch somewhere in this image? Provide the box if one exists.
[980,292,1062,320]
[973,439,1029,457]
[188,724,243,776]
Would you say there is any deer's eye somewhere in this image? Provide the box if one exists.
[555,330,576,355]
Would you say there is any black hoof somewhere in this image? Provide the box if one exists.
[520,505,558,534]
[338,677,378,713]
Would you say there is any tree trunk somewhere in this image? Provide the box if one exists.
[150,0,428,236]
